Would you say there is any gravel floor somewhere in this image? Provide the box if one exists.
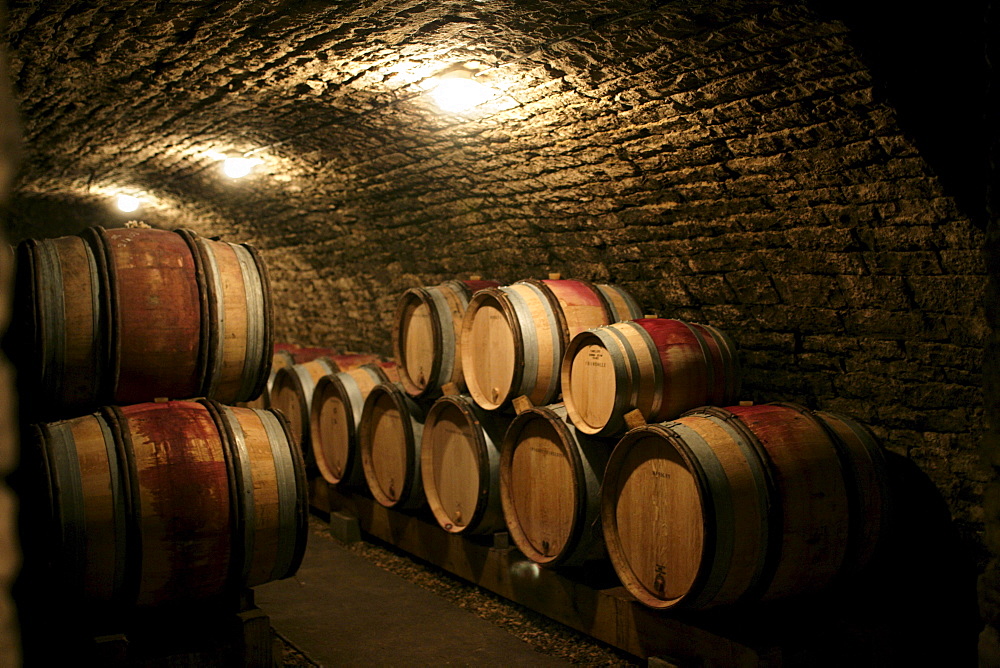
[275,516,641,666]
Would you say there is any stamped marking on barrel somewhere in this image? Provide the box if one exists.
[654,564,667,596]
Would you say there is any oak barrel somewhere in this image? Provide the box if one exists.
[269,353,383,460]
[243,344,341,410]
[500,403,612,566]
[310,361,399,486]
[420,394,510,535]
[13,226,273,415]
[393,279,500,400]
[31,399,307,612]
[600,403,888,610]
[359,383,426,509]
[562,318,741,436]
[461,279,642,411]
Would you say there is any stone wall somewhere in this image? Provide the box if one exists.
[1,0,991,661]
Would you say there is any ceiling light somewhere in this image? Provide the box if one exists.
[428,69,497,113]
[116,194,140,212]
[223,157,260,179]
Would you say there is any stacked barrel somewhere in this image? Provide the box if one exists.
[11,225,308,621]
[312,273,893,612]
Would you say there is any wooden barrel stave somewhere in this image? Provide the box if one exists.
[602,403,884,610]
[30,400,307,612]
[461,279,640,412]
[562,318,741,436]
[420,394,510,535]
[311,363,396,486]
[359,383,426,509]
[14,227,273,415]
[394,280,499,399]
[500,403,611,566]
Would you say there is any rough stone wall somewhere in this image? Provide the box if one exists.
[0,0,990,659]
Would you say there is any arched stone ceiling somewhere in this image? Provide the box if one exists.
[0,0,995,614]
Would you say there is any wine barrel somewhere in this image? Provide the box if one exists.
[420,394,511,535]
[393,279,500,400]
[269,353,383,460]
[359,383,426,509]
[30,399,307,612]
[310,361,399,486]
[13,226,273,416]
[500,403,612,566]
[244,344,342,410]
[562,318,741,436]
[600,403,888,610]
[461,279,642,411]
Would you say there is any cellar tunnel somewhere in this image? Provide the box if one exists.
[0,0,996,664]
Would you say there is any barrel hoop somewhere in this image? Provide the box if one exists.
[443,279,473,302]
[684,406,779,603]
[194,399,242,601]
[771,402,858,576]
[101,405,141,611]
[439,396,491,532]
[621,321,664,419]
[427,286,457,389]
[512,282,562,404]
[241,244,274,404]
[34,240,66,402]
[195,239,226,400]
[701,324,741,402]
[45,421,86,596]
[519,279,571,349]
[816,410,891,568]
[259,408,301,581]
[82,239,103,404]
[588,328,634,434]
[174,229,213,402]
[664,421,730,608]
[396,389,425,506]
[96,413,128,600]
[339,372,367,429]
[679,320,715,408]
[363,362,390,385]
[500,287,540,402]
[232,244,266,403]
[218,402,258,587]
[83,227,118,401]
[535,405,588,565]
[602,284,642,321]
[575,278,615,329]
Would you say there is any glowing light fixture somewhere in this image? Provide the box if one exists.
[223,156,261,179]
[428,68,496,113]
[116,194,140,213]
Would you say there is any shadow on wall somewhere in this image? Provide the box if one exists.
[811,0,992,227]
[755,451,981,665]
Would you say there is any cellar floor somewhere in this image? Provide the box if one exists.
[255,517,597,667]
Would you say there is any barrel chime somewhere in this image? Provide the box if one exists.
[13,225,308,617]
